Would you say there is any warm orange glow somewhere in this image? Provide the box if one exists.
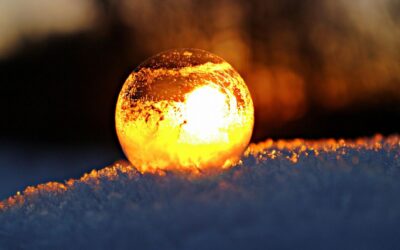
[115,49,254,174]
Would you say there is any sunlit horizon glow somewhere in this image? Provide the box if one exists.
[115,49,254,174]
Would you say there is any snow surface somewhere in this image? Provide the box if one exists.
[0,143,122,199]
[1,135,400,250]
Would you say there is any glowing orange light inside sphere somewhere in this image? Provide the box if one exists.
[115,49,254,173]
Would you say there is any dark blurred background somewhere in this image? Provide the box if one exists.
[0,0,399,197]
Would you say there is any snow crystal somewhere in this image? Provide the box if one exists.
[1,135,400,249]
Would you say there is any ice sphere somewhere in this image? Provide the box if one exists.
[115,49,254,173]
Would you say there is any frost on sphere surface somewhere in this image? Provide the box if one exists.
[115,49,254,173]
